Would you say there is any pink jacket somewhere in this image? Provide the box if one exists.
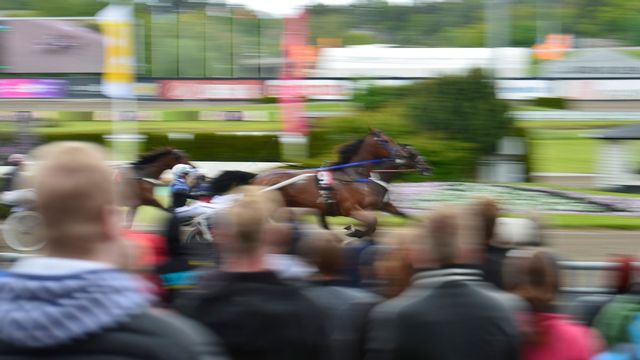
[523,313,603,360]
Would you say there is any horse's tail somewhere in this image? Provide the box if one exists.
[209,170,257,195]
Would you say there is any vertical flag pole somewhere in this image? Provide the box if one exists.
[98,3,138,163]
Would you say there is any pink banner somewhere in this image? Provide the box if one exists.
[0,79,67,98]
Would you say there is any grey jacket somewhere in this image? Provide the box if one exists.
[302,281,383,360]
[365,267,522,360]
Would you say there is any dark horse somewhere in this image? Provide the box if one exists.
[116,148,192,226]
[252,129,431,237]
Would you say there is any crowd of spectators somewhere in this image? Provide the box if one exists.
[1,141,640,359]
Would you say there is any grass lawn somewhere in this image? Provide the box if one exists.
[36,120,283,135]
[529,138,597,173]
[517,120,640,130]
[545,213,640,230]
[527,126,640,173]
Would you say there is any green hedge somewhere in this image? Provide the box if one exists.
[58,111,94,121]
[40,132,280,162]
[353,84,413,110]
[41,132,106,144]
[145,133,280,161]
[161,110,200,121]
[534,97,567,109]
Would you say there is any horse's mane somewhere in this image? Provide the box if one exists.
[334,138,365,165]
[209,170,257,195]
[133,148,177,166]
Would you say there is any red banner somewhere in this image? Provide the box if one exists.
[159,80,264,100]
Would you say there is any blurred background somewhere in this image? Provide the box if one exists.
[2,0,640,273]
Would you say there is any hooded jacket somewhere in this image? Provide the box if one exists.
[0,257,227,360]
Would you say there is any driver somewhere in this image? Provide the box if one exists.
[169,164,197,211]
[2,154,26,193]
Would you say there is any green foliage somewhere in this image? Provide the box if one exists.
[161,110,200,121]
[145,133,280,161]
[259,96,279,104]
[408,70,514,155]
[534,97,567,110]
[58,111,94,121]
[352,85,412,110]
[41,132,105,145]
[39,132,280,162]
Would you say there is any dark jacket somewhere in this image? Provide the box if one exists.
[0,258,227,360]
[302,280,383,360]
[176,270,329,360]
[483,244,510,289]
[366,267,521,360]
[0,311,227,360]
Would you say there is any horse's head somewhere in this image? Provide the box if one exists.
[399,144,433,176]
[156,148,193,170]
[366,128,411,164]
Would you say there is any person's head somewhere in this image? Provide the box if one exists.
[471,197,499,247]
[298,230,344,278]
[503,249,559,312]
[171,163,192,180]
[374,237,413,298]
[412,204,484,269]
[211,186,284,266]
[30,142,123,262]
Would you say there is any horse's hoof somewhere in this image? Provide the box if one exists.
[346,228,366,238]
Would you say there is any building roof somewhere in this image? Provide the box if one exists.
[592,124,640,140]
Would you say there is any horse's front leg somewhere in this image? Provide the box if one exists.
[346,208,378,238]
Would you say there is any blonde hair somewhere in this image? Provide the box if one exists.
[217,186,284,255]
[31,142,114,249]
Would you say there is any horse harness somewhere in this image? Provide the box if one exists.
[315,170,391,211]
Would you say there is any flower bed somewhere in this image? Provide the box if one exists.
[390,182,640,215]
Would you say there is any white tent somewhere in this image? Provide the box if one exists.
[312,45,531,78]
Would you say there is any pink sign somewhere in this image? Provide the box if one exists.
[0,79,67,98]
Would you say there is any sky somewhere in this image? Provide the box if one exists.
[226,0,416,17]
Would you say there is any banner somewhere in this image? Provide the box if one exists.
[265,80,351,100]
[159,80,264,100]
[0,79,66,98]
[97,5,135,98]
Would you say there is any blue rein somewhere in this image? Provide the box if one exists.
[277,158,394,173]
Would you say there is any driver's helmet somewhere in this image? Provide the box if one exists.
[171,164,193,178]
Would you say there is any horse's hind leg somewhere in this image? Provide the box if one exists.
[319,214,330,230]
[347,209,378,238]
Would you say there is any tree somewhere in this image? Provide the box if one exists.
[408,69,514,155]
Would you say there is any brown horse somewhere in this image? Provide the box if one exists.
[252,129,431,237]
[116,148,192,226]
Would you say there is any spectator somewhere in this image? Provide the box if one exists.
[175,187,329,360]
[373,235,413,298]
[365,206,521,360]
[0,142,227,360]
[503,249,602,360]
[1,153,25,192]
[594,256,640,346]
[568,255,635,326]
[475,198,543,290]
[299,231,383,360]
